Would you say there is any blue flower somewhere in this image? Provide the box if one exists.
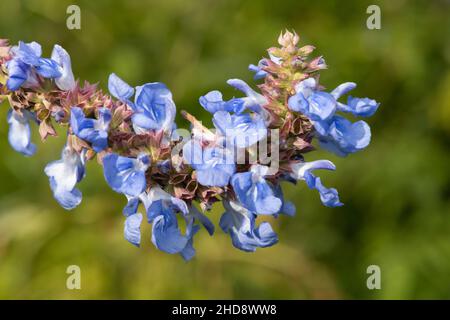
[103,153,150,197]
[231,165,282,215]
[183,140,236,187]
[219,199,278,252]
[133,83,176,132]
[70,106,111,152]
[141,187,199,260]
[288,78,336,122]
[7,109,37,156]
[107,74,176,133]
[6,41,62,91]
[290,160,343,207]
[318,115,371,157]
[288,78,377,157]
[331,82,379,117]
[199,91,246,114]
[51,45,76,91]
[44,147,86,210]
[150,201,199,259]
[213,111,267,148]
[121,187,214,259]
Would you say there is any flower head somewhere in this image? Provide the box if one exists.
[0,32,380,260]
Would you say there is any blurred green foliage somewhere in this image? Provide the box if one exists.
[0,0,449,299]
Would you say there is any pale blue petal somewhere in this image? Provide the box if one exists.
[342,96,380,117]
[124,213,143,247]
[7,110,36,156]
[51,45,76,91]
[51,179,82,210]
[331,82,356,99]
[108,73,134,101]
[226,78,267,112]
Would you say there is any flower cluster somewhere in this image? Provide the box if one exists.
[0,31,379,260]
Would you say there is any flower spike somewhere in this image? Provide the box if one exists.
[0,32,379,260]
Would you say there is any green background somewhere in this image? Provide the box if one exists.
[0,0,449,299]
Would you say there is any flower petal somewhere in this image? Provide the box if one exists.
[290,159,336,180]
[35,58,62,78]
[340,96,379,117]
[226,78,267,112]
[108,73,134,101]
[51,45,76,91]
[124,213,143,247]
[7,110,36,156]
[5,59,29,91]
[330,82,356,100]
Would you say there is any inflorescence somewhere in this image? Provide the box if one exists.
[0,31,379,260]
